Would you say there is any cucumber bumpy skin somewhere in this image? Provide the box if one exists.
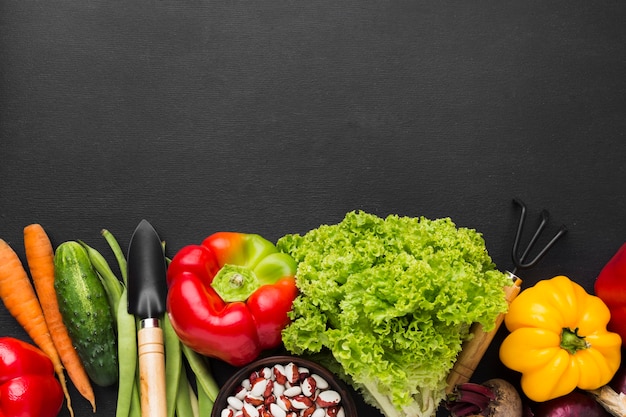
[54,241,118,387]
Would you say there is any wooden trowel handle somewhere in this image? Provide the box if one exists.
[445,275,522,394]
[138,320,167,417]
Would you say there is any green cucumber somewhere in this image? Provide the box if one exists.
[54,240,118,387]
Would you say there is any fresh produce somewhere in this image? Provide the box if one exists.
[499,275,622,402]
[163,313,182,417]
[23,224,96,411]
[595,243,626,346]
[84,229,220,417]
[167,232,299,366]
[180,343,220,412]
[276,211,511,417]
[79,234,140,417]
[587,352,626,417]
[0,337,64,417]
[532,391,611,417]
[115,288,141,417]
[0,238,72,414]
[81,241,124,322]
[54,241,119,387]
[445,379,523,417]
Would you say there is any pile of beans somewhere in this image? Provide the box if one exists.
[220,361,346,417]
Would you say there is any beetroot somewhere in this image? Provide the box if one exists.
[446,379,523,417]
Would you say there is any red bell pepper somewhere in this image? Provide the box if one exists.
[166,232,299,366]
[0,337,64,417]
[595,242,626,346]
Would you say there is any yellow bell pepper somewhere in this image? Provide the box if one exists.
[499,275,622,402]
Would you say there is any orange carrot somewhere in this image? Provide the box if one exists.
[24,224,97,412]
[0,237,74,417]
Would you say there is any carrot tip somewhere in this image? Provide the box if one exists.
[56,370,75,417]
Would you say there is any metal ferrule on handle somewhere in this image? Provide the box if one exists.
[137,319,167,417]
[141,317,161,329]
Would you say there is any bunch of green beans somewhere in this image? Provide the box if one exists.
[81,230,220,417]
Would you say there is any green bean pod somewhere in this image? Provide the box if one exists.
[115,289,138,417]
[197,385,213,417]
[176,378,198,417]
[79,241,123,321]
[164,314,182,417]
[181,345,219,404]
[101,229,128,284]
[129,378,141,417]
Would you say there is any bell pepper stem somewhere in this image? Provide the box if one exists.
[560,327,590,355]
[211,264,260,302]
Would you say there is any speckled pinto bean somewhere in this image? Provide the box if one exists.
[220,362,345,417]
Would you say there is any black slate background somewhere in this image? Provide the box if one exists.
[1,1,626,416]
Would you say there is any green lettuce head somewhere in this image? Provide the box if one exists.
[277,211,511,417]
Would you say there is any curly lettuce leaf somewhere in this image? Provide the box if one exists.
[277,211,511,417]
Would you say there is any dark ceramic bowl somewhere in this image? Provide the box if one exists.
[211,355,357,417]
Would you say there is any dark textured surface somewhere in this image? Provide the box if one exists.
[1,1,626,416]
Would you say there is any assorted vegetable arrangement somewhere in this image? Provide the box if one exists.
[0,224,219,417]
[76,230,221,417]
[0,208,625,417]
